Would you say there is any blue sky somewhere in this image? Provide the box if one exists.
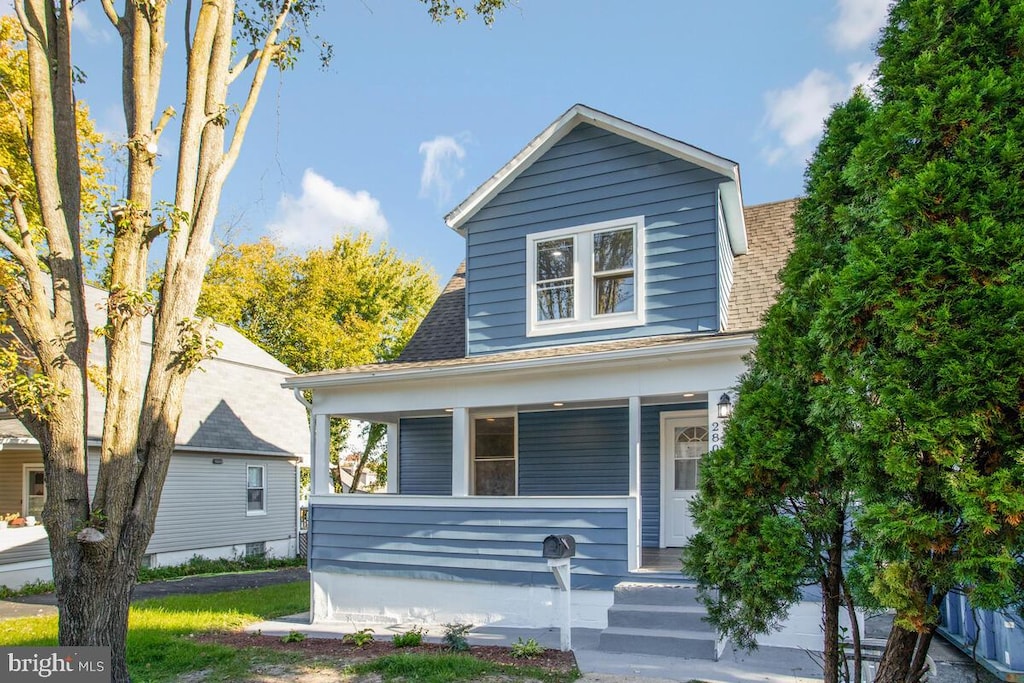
[67,0,888,282]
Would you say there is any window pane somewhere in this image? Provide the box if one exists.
[247,489,265,511]
[595,274,634,315]
[537,282,574,320]
[29,472,45,496]
[247,467,263,488]
[593,228,633,272]
[475,418,514,458]
[536,238,574,280]
[474,459,515,496]
[675,459,700,490]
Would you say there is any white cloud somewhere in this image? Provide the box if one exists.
[418,134,468,206]
[73,6,113,44]
[830,0,889,50]
[268,169,389,249]
[760,59,879,165]
[761,69,849,164]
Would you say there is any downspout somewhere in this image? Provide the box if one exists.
[291,389,312,567]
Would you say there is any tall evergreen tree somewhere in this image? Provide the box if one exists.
[683,92,873,683]
[815,1,1024,681]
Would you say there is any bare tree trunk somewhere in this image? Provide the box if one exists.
[873,624,921,683]
[821,529,845,683]
[842,573,863,683]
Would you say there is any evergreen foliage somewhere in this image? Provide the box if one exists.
[683,93,874,683]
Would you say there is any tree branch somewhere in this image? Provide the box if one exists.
[98,0,120,28]
[227,48,260,84]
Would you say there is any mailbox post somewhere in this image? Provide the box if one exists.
[542,535,576,651]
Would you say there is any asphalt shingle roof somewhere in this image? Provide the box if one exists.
[727,198,798,332]
[396,263,466,362]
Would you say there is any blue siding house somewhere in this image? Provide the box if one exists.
[285,105,802,649]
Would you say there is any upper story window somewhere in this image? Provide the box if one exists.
[527,217,645,336]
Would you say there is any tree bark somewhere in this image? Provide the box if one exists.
[821,529,845,683]
[873,623,922,683]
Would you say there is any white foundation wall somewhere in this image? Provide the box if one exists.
[149,537,295,568]
[0,559,52,588]
[754,600,864,651]
[312,571,613,630]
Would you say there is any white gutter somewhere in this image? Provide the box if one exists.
[283,333,755,390]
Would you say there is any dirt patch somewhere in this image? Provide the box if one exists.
[196,631,577,680]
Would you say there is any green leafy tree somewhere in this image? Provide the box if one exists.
[199,234,437,490]
[812,2,1024,681]
[683,93,873,683]
[0,2,503,680]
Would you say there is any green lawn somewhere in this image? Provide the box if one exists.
[0,582,577,682]
[0,581,308,682]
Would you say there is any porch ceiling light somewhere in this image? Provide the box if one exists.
[682,393,695,398]
[717,393,733,419]
[552,402,564,407]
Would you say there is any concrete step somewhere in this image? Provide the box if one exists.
[613,581,703,607]
[598,626,719,660]
[606,603,713,632]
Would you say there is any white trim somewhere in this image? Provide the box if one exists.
[445,104,744,242]
[526,216,646,337]
[309,493,634,509]
[246,464,267,516]
[718,180,747,255]
[284,333,754,390]
[452,408,471,496]
[311,414,331,496]
[470,412,518,496]
[386,423,399,494]
[22,464,45,518]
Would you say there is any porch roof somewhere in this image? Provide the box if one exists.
[283,331,754,389]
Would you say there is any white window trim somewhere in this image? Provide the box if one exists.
[470,412,518,496]
[22,464,45,518]
[246,464,267,516]
[526,216,645,337]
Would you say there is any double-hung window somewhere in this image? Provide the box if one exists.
[527,217,644,336]
[246,465,266,515]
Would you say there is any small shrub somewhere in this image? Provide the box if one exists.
[391,626,424,648]
[510,636,545,658]
[441,622,472,652]
[0,579,55,600]
[281,630,306,643]
[342,628,375,648]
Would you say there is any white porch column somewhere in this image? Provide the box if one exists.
[628,396,641,497]
[628,395,642,570]
[452,408,471,496]
[311,413,331,496]
[386,423,400,494]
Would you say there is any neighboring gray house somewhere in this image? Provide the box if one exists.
[0,286,309,589]
[283,105,831,657]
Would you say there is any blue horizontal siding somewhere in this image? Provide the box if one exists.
[640,403,706,548]
[309,503,629,590]
[518,408,629,495]
[463,122,727,355]
[399,417,452,495]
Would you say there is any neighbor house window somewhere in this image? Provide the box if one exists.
[246,465,266,515]
[472,416,516,496]
[527,217,644,336]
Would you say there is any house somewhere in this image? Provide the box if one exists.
[0,286,310,589]
[284,105,820,656]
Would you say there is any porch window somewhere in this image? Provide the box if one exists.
[24,466,45,518]
[527,217,644,336]
[247,465,266,515]
[472,416,516,495]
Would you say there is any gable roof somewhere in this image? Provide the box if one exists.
[445,104,749,255]
[389,198,797,370]
[2,286,309,458]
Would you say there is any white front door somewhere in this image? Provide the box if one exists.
[661,415,708,547]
